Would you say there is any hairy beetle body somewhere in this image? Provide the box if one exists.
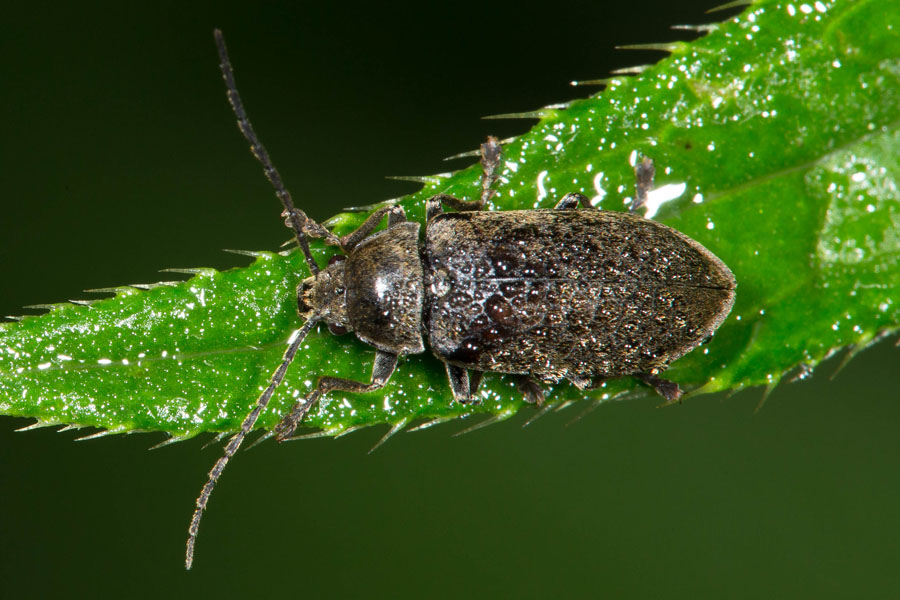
[187,31,737,569]
[424,209,734,384]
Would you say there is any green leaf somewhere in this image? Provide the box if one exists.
[2,0,898,439]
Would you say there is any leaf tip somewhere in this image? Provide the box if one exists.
[706,0,753,14]
[570,77,616,88]
[609,64,654,76]
[385,174,445,184]
[149,433,195,450]
[406,416,455,433]
[68,299,97,307]
[222,248,266,258]
[452,408,516,437]
[671,23,720,34]
[564,400,599,428]
[522,402,555,427]
[15,418,61,432]
[130,281,181,290]
[482,110,554,121]
[84,286,135,296]
[754,379,780,414]
[616,42,679,54]
[159,267,219,278]
[74,426,130,441]
[368,417,410,454]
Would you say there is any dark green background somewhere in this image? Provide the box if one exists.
[2,1,898,597]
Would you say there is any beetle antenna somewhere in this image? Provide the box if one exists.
[214,29,328,277]
[185,318,317,570]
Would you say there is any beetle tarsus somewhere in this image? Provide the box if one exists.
[426,193,485,218]
[275,350,400,441]
[554,193,594,210]
[515,376,546,407]
[565,373,594,389]
[635,372,683,405]
[425,136,502,220]
[444,363,484,404]
[468,370,484,398]
[274,391,321,441]
[479,136,502,205]
[631,156,655,214]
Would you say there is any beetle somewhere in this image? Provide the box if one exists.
[186,30,736,569]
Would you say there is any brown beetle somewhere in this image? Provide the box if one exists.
[186,31,736,569]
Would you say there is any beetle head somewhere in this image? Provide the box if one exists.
[297,256,351,332]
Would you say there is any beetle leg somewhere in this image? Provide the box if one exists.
[444,363,482,404]
[584,376,609,390]
[635,372,682,405]
[425,136,502,220]
[515,376,546,407]
[274,350,400,441]
[280,208,341,243]
[425,193,486,220]
[478,136,502,205]
[554,193,594,210]
[425,194,453,220]
[468,370,484,397]
[630,156,655,214]
[565,373,593,389]
[338,205,407,252]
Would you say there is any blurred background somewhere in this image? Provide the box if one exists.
[1,1,898,597]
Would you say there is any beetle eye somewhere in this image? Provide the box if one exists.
[328,323,348,336]
[328,255,346,266]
